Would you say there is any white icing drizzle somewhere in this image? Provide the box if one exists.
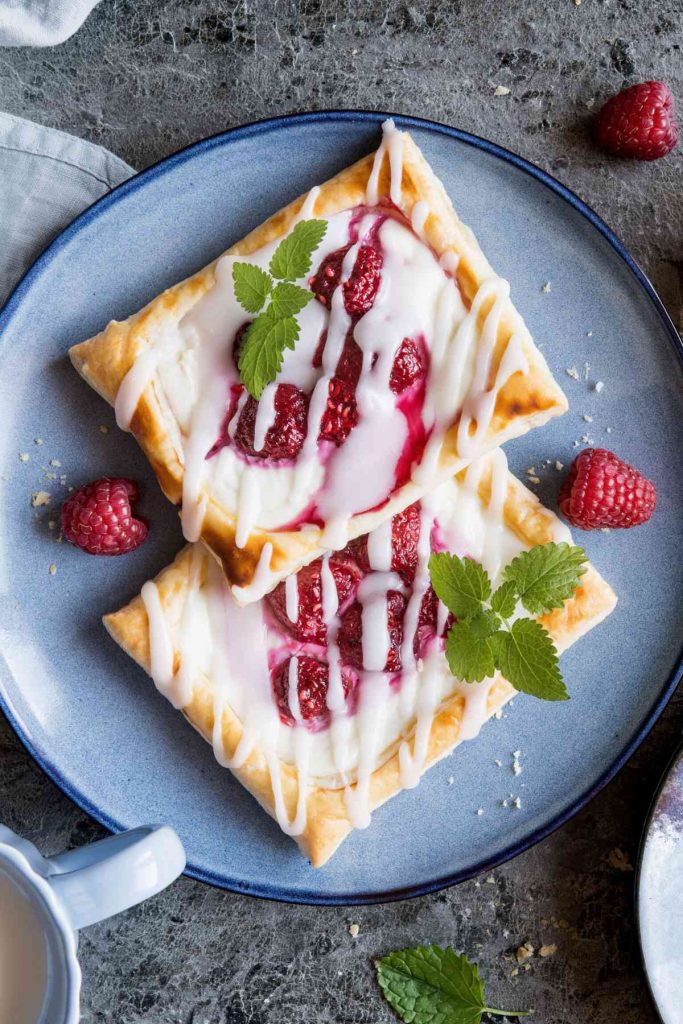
[440,250,460,274]
[141,581,174,689]
[358,571,406,672]
[284,572,299,622]
[115,348,159,430]
[411,199,429,239]
[235,467,262,549]
[252,383,277,452]
[231,541,274,603]
[366,517,393,572]
[366,118,404,206]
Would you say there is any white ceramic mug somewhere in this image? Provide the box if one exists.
[0,823,186,1024]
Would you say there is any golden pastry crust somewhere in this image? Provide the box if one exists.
[104,461,616,868]
[70,128,567,593]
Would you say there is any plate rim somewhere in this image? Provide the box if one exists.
[635,735,683,1024]
[0,108,681,906]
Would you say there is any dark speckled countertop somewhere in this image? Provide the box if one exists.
[1,2,682,1021]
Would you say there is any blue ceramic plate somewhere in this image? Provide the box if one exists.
[0,112,681,905]
[637,740,683,1024]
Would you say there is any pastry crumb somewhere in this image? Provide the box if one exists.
[580,434,594,445]
[605,426,612,434]
[583,362,590,380]
[476,807,484,816]
[348,923,360,938]
[542,281,551,293]
[99,424,109,434]
[447,776,454,785]
[539,944,557,958]
[606,848,633,872]
[49,459,61,467]
[582,414,593,423]
[486,875,495,884]
[574,0,582,6]
[594,381,604,393]
[494,758,503,767]
[516,942,534,964]
[494,85,511,96]
[512,796,522,810]
[527,475,540,485]
[586,330,593,336]
[555,460,564,471]
[512,751,522,776]
[31,491,51,508]
[19,452,30,463]
[601,527,610,533]
[34,438,44,445]
[48,563,57,576]
[565,366,579,380]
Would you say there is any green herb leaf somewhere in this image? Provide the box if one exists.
[375,945,530,1024]
[269,219,327,281]
[269,281,313,318]
[495,618,568,701]
[503,542,588,615]
[446,620,497,683]
[238,307,299,399]
[232,262,272,314]
[490,580,518,619]
[469,609,502,639]
[429,553,491,620]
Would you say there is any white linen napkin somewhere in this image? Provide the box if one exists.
[0,0,101,46]
[0,111,133,305]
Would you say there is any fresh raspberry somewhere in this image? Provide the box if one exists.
[338,590,407,673]
[390,337,427,394]
[309,247,347,309]
[343,245,383,317]
[412,585,455,658]
[349,503,421,582]
[558,448,656,530]
[309,245,383,318]
[335,335,363,387]
[272,655,356,729]
[318,377,358,446]
[594,81,678,160]
[267,556,362,645]
[61,478,148,556]
[233,383,308,460]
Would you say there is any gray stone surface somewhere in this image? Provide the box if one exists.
[0,1,682,1021]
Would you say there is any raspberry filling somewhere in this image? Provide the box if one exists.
[207,204,450,532]
[268,501,451,732]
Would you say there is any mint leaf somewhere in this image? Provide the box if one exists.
[376,945,529,1024]
[238,307,299,399]
[269,219,327,281]
[495,618,568,701]
[469,610,502,639]
[503,542,588,615]
[429,553,491,620]
[232,262,272,313]
[269,281,313,318]
[490,580,518,619]
[446,620,497,682]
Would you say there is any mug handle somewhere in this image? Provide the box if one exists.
[46,825,186,930]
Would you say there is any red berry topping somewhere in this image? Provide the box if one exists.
[335,334,363,387]
[318,377,359,446]
[267,556,362,645]
[594,81,678,161]
[348,503,421,582]
[61,477,148,556]
[414,586,438,659]
[233,383,308,461]
[343,245,383,317]
[338,590,407,673]
[558,448,656,530]
[309,245,383,318]
[272,655,356,729]
[309,247,347,309]
[390,337,427,394]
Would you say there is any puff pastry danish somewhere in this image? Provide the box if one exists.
[70,121,567,604]
[104,450,616,867]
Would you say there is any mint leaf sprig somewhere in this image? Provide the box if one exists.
[376,944,530,1024]
[429,542,588,701]
[232,219,327,398]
